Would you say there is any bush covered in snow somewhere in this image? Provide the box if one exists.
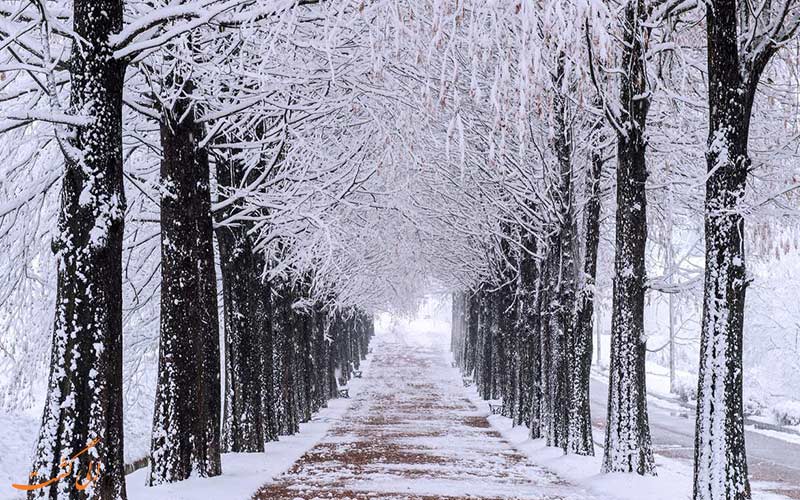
[673,377,697,404]
[742,396,766,417]
[770,401,800,426]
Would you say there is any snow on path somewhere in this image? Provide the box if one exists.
[254,322,603,500]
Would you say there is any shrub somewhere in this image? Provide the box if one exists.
[770,401,800,426]
[742,396,765,417]
[673,377,697,404]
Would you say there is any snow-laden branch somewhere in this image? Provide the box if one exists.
[4,110,91,127]
[112,0,320,60]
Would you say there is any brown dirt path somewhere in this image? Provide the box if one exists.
[253,330,600,500]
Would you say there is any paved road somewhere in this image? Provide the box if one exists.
[590,378,800,499]
[255,332,601,500]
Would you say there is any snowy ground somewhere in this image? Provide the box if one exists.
[0,412,41,498]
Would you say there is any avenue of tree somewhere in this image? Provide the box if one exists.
[0,1,799,500]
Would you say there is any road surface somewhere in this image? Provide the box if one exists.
[590,378,800,499]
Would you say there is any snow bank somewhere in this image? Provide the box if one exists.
[437,334,792,500]
[459,375,794,500]
[484,418,690,500]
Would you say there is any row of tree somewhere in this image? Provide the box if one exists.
[0,2,377,499]
[2,1,799,500]
[451,2,800,500]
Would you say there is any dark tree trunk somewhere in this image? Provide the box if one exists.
[537,249,555,444]
[216,218,264,453]
[457,293,469,370]
[602,0,655,474]
[149,90,222,484]
[327,319,339,399]
[29,2,127,498]
[568,118,604,456]
[319,310,330,408]
[458,292,469,370]
[451,293,460,365]
[693,1,763,496]
[253,265,278,443]
[542,236,570,451]
[467,291,480,378]
[275,282,299,435]
[298,309,314,423]
[310,307,327,413]
[490,291,504,401]
[476,288,494,400]
[493,232,517,418]
[195,137,223,476]
[551,69,576,452]
[518,233,542,438]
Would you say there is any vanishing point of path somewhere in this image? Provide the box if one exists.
[253,328,598,500]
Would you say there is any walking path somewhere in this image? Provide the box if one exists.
[253,327,599,500]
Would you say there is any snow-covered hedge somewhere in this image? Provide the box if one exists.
[673,378,697,404]
[742,396,766,417]
[770,401,800,426]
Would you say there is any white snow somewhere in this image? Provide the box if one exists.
[0,357,371,500]
[745,425,800,447]
[0,412,41,500]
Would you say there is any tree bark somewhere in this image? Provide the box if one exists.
[29,2,127,498]
[195,134,223,477]
[274,281,299,435]
[467,291,480,378]
[569,118,604,456]
[538,249,556,444]
[476,288,494,400]
[602,0,655,475]
[215,154,268,453]
[693,0,760,496]
[298,308,315,423]
[149,90,222,484]
[520,236,543,439]
[253,256,278,444]
[552,71,576,453]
